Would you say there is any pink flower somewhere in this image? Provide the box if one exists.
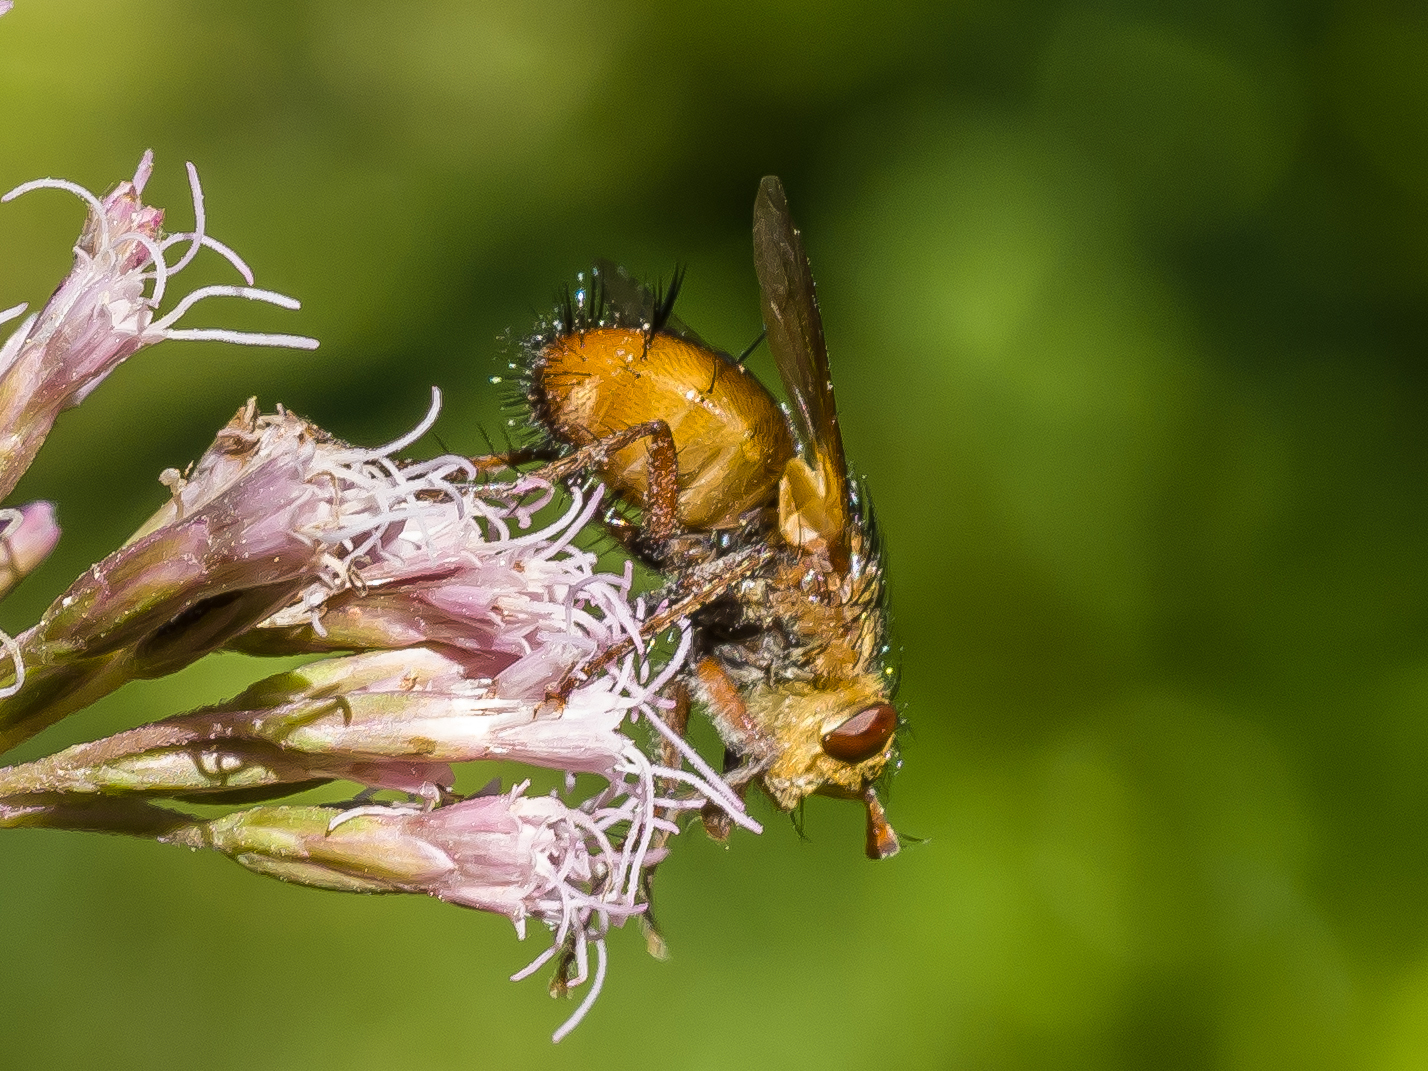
[163,778,697,1041]
[0,405,347,751]
[236,419,637,684]
[0,145,790,1044]
[0,391,762,1037]
[0,152,316,500]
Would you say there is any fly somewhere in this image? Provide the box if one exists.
[520,177,900,859]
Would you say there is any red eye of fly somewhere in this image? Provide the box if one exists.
[821,703,897,763]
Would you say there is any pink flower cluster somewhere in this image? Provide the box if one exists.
[0,154,754,1041]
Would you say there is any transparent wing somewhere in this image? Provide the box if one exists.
[753,176,849,510]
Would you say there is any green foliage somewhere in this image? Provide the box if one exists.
[3,1,1428,1067]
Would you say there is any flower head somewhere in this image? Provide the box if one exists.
[0,401,432,752]
[0,391,762,1037]
[234,418,635,680]
[0,152,317,500]
[159,778,667,1040]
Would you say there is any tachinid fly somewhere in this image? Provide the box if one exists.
[520,177,900,859]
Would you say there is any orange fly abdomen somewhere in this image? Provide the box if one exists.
[537,326,795,530]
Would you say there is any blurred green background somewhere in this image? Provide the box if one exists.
[3,0,1428,1068]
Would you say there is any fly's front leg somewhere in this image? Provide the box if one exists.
[634,419,680,543]
[535,415,688,703]
[691,655,774,842]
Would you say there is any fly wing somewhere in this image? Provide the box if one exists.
[753,177,848,489]
[753,176,850,560]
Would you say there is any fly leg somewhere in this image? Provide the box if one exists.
[690,655,777,842]
[538,419,680,543]
[532,417,702,705]
[551,543,774,703]
[484,420,681,565]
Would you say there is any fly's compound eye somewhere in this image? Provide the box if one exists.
[821,703,897,764]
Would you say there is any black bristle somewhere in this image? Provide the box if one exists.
[790,800,809,842]
[735,328,766,365]
[559,284,575,335]
[651,263,686,336]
